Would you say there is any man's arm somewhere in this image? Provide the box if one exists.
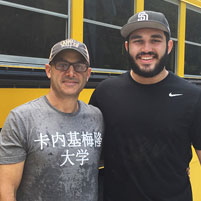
[195,149,201,165]
[0,161,24,201]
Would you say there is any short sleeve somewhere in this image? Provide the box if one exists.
[0,110,27,164]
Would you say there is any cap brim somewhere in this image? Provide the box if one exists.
[121,21,169,38]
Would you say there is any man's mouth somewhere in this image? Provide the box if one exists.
[140,56,153,60]
[136,52,158,60]
[62,79,78,85]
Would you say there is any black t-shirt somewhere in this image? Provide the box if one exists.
[90,71,201,201]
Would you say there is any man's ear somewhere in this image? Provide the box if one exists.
[45,64,51,79]
[125,41,129,52]
[86,67,92,81]
[167,39,173,55]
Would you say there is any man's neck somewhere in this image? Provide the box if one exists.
[130,68,169,85]
[46,92,79,113]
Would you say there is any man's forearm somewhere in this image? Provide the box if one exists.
[0,187,17,201]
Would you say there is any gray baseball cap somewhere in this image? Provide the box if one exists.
[49,39,90,65]
[121,11,171,38]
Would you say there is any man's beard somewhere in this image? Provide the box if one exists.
[127,48,168,78]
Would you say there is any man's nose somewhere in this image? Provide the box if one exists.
[141,42,153,52]
[65,65,75,77]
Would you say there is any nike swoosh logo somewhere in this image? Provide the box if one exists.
[169,92,183,97]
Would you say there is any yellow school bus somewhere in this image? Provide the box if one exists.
[0,0,201,200]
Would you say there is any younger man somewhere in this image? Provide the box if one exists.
[90,11,201,201]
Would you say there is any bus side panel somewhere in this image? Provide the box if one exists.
[190,148,201,201]
[0,88,94,128]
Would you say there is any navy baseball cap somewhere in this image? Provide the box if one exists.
[121,11,171,38]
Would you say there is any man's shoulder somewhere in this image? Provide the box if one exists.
[169,72,201,92]
[79,101,104,126]
[96,72,129,89]
[11,96,45,114]
[80,100,102,115]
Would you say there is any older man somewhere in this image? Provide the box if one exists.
[0,39,104,201]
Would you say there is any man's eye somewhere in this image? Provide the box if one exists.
[73,63,84,69]
[59,62,68,67]
[74,63,82,67]
[61,63,66,67]
[133,40,142,43]
[152,39,161,43]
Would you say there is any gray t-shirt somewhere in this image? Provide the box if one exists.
[0,96,104,201]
